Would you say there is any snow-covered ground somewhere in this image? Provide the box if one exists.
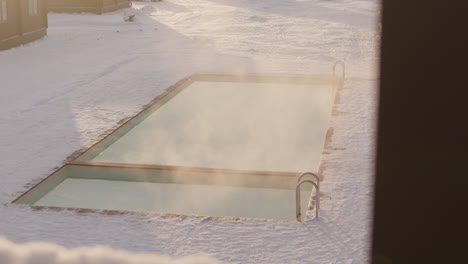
[0,0,380,263]
[0,236,218,264]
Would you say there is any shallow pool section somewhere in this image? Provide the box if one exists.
[16,165,311,221]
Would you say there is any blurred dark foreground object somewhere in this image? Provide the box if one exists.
[372,0,468,263]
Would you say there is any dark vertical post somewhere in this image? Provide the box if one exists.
[372,0,468,263]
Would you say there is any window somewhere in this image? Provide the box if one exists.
[28,0,38,16]
[0,0,7,22]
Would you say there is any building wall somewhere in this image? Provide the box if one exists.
[102,0,129,7]
[0,0,20,41]
[102,0,131,9]
[20,0,48,34]
[47,0,131,14]
[0,0,47,50]
[47,0,100,13]
[101,0,131,13]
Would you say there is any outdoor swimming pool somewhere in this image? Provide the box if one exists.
[14,70,343,221]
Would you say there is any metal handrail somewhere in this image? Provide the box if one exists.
[297,172,320,185]
[297,172,320,210]
[296,180,320,222]
[333,61,346,81]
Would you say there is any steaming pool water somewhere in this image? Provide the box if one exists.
[14,74,342,221]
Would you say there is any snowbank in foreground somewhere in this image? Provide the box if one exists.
[0,237,218,264]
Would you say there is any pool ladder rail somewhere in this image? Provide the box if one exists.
[294,62,343,222]
[333,61,346,81]
[296,172,320,222]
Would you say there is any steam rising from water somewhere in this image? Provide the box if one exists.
[32,80,330,218]
[90,81,334,173]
